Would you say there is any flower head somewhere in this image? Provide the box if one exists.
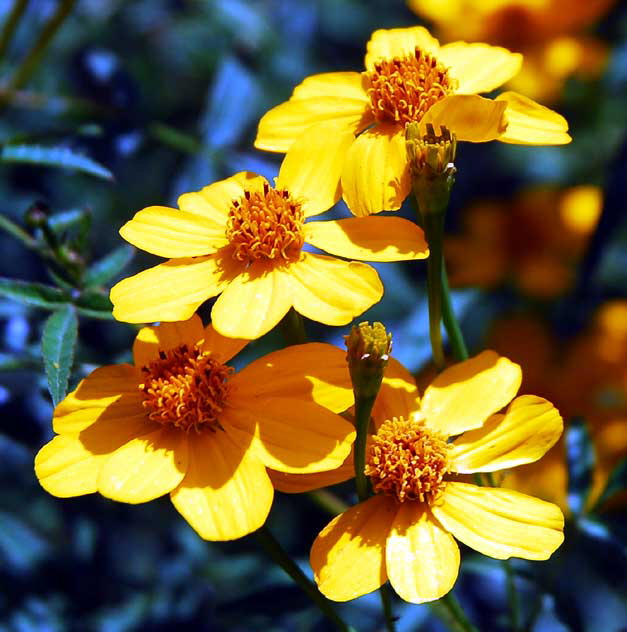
[304,351,564,603]
[255,25,571,216]
[110,170,428,339]
[35,315,357,541]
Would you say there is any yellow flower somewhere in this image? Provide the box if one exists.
[34,315,357,541]
[305,351,564,603]
[110,170,428,339]
[255,26,571,216]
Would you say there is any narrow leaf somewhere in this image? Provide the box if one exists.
[41,305,78,405]
[0,214,37,249]
[84,245,135,286]
[1,144,114,181]
[0,278,70,308]
[593,458,627,512]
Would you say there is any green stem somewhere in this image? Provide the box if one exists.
[255,525,351,632]
[433,592,479,632]
[423,211,446,371]
[504,559,521,632]
[279,307,307,345]
[0,0,29,59]
[379,582,396,632]
[307,489,348,516]
[441,263,468,361]
[353,394,376,502]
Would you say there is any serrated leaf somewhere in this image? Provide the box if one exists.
[592,458,627,512]
[41,305,78,406]
[84,245,135,286]
[1,144,114,181]
[0,278,70,308]
[566,417,595,515]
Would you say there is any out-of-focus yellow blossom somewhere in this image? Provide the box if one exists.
[408,0,613,101]
[445,185,602,297]
[255,25,570,217]
[110,170,428,339]
[35,315,357,541]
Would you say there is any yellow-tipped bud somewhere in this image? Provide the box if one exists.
[345,322,392,398]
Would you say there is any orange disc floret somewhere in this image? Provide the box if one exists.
[366,417,450,504]
[366,48,456,125]
[139,344,233,433]
[226,182,305,263]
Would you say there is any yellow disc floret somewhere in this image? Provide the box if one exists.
[139,344,232,433]
[366,417,450,504]
[226,182,305,263]
[366,48,456,126]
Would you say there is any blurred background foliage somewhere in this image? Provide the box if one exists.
[0,1,626,630]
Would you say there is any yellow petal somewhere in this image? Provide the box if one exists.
[365,26,440,71]
[119,206,227,257]
[496,91,572,145]
[432,482,565,560]
[222,397,355,474]
[449,395,563,473]
[231,342,353,413]
[421,351,522,436]
[292,72,370,101]
[98,428,189,503]
[110,253,238,324]
[255,98,372,152]
[170,428,273,541]
[311,495,397,601]
[422,94,507,143]
[177,172,268,222]
[386,503,460,603]
[53,364,142,434]
[132,315,205,367]
[290,253,383,326]
[276,121,355,216]
[305,216,428,262]
[269,457,354,493]
[438,42,522,94]
[201,323,248,363]
[210,264,293,339]
[372,358,420,429]
[341,124,410,216]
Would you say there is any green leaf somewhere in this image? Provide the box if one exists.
[0,278,70,308]
[41,305,78,406]
[593,458,627,512]
[84,245,135,287]
[0,214,37,249]
[74,290,114,319]
[1,144,114,181]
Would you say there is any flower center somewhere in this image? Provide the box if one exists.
[366,48,456,126]
[139,344,232,433]
[226,182,305,263]
[365,417,450,504]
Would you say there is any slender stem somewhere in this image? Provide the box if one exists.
[379,582,396,632]
[440,263,468,361]
[307,489,348,516]
[423,211,446,371]
[504,559,521,632]
[255,525,351,632]
[433,592,479,632]
[353,394,376,502]
[0,0,29,59]
[279,307,307,345]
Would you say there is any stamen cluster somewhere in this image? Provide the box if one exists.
[226,183,305,263]
[366,417,450,504]
[366,48,455,125]
[139,344,232,433]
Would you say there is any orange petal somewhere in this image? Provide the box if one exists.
[269,455,354,493]
[372,358,420,429]
[341,124,411,216]
[311,495,397,601]
[305,216,428,261]
[365,26,440,71]
[292,72,370,101]
[386,503,460,603]
[201,323,248,363]
[170,428,273,540]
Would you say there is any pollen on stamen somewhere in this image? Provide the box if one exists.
[366,47,457,126]
[365,416,450,504]
[225,184,305,264]
[139,344,233,433]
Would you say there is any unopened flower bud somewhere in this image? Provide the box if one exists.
[345,321,392,398]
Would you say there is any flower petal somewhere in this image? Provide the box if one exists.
[269,457,354,493]
[231,342,353,413]
[255,98,372,152]
[290,253,383,325]
[496,92,571,145]
[201,324,248,363]
[341,124,411,216]
[422,94,507,142]
[311,495,397,601]
[210,264,293,339]
[432,482,564,560]
[119,206,227,257]
[292,72,370,101]
[110,253,239,324]
[53,364,142,434]
[372,358,420,429]
[386,503,460,603]
[421,351,522,436]
[222,397,355,474]
[365,26,440,71]
[98,428,189,503]
[449,395,563,473]
[170,428,273,541]
[305,216,428,261]
[276,121,356,216]
[132,315,205,367]
[177,172,268,222]
[438,42,522,94]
